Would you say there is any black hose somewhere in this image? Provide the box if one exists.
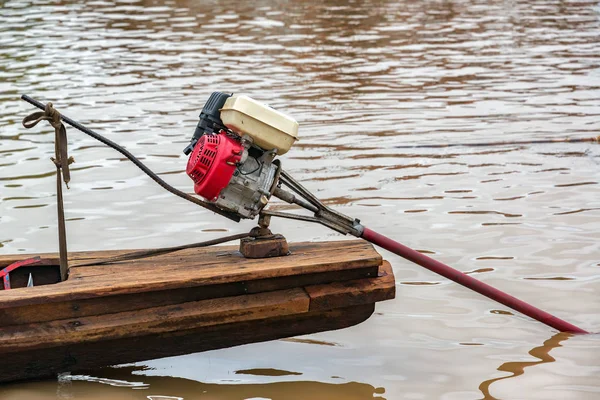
[21,95,240,222]
[72,232,252,267]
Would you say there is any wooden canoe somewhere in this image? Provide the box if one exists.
[0,240,395,383]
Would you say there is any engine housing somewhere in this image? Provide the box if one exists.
[186,132,243,202]
[184,92,297,220]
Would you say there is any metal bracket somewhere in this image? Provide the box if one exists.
[264,169,364,237]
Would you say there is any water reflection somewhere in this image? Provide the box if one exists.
[3,366,386,400]
[479,332,571,400]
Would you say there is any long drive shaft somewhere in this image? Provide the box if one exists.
[361,227,588,334]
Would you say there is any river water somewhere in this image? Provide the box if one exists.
[1,0,599,398]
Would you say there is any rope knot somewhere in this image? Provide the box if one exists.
[22,101,61,130]
[45,102,63,130]
[22,101,71,186]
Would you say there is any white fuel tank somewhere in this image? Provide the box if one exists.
[220,95,299,155]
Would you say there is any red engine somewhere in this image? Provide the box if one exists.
[186,131,243,201]
[184,91,297,219]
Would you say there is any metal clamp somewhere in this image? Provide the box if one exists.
[264,169,364,237]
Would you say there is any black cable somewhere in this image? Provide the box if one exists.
[237,157,262,176]
[71,232,252,267]
[21,95,240,222]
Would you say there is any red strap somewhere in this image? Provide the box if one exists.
[0,257,42,290]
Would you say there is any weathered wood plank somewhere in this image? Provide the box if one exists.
[0,256,59,269]
[0,240,395,384]
[305,261,396,311]
[0,240,365,268]
[0,288,310,354]
[68,240,376,279]
[0,304,375,383]
[0,265,378,326]
[0,241,381,309]
[0,261,395,354]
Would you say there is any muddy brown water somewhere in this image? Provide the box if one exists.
[1,0,599,399]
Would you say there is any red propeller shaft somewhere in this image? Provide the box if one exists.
[361,227,588,334]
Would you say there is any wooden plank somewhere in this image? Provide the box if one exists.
[68,240,376,279]
[0,304,375,383]
[0,239,396,384]
[0,288,310,354]
[0,254,396,383]
[0,265,377,327]
[305,261,396,311]
[0,261,395,350]
[0,240,366,269]
[0,256,59,269]
[0,241,381,309]
[0,279,246,327]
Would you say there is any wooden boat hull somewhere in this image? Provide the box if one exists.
[5,304,375,383]
[0,240,395,383]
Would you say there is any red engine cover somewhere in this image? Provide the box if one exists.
[186,132,243,201]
